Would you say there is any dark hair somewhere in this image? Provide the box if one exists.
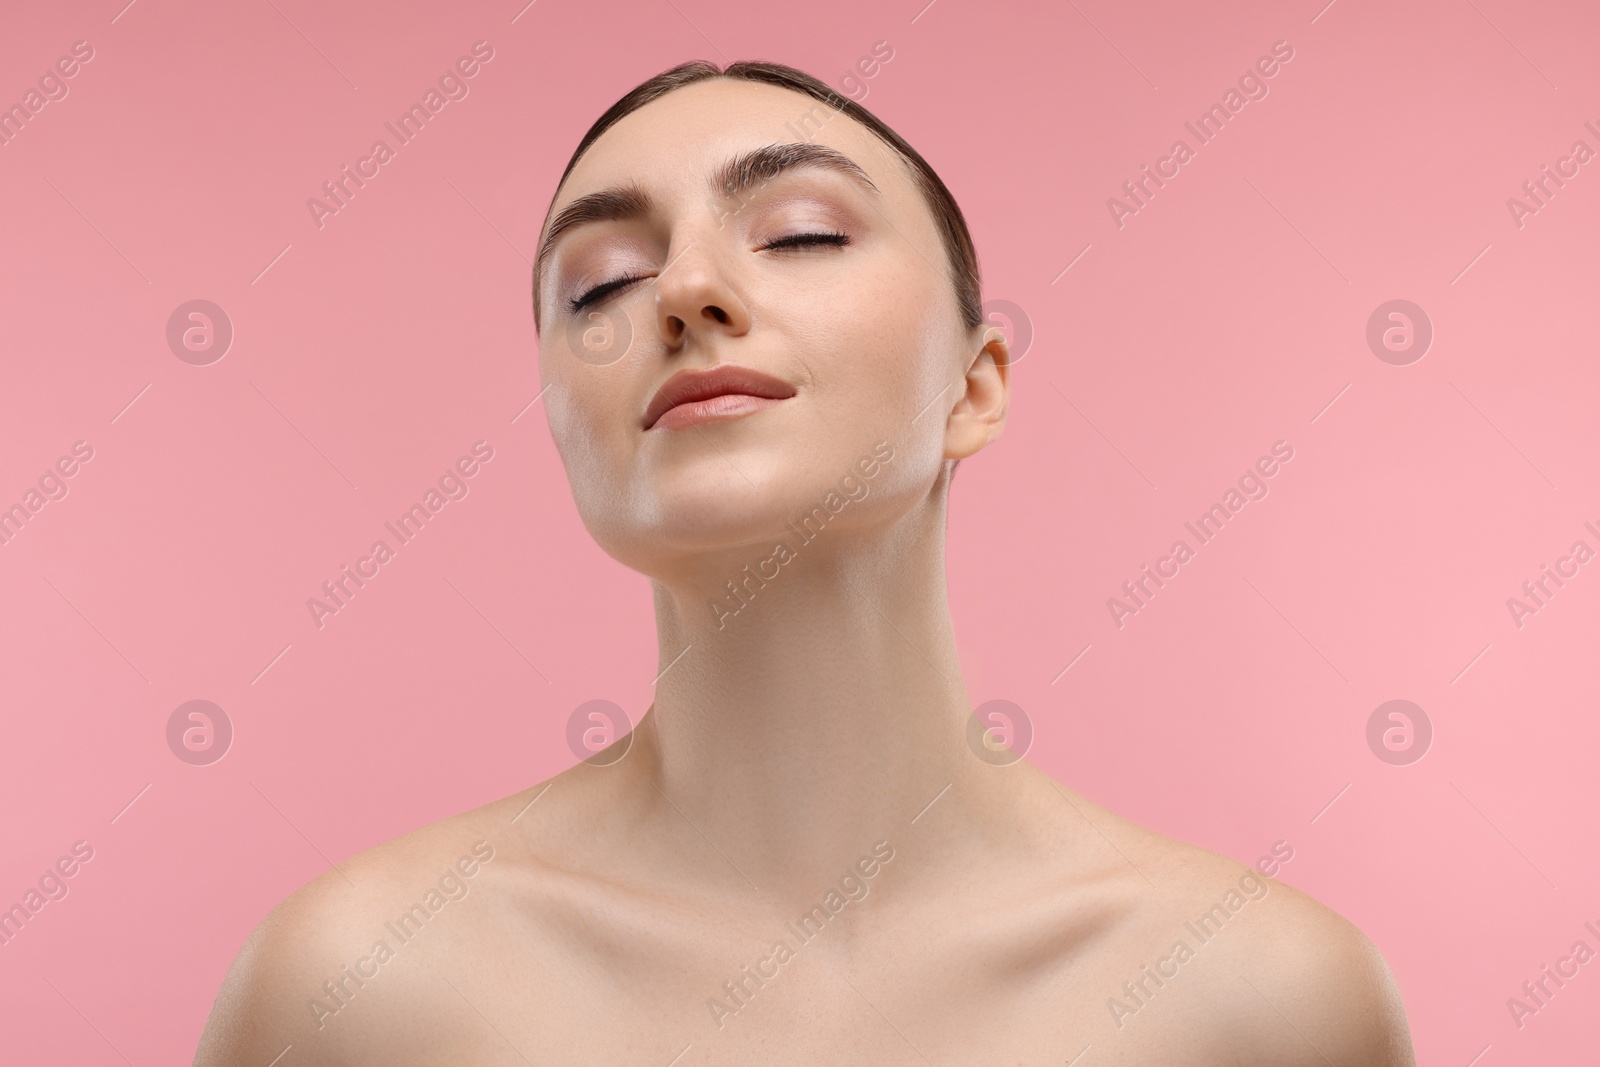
[532,59,983,336]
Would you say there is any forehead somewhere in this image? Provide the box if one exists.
[550,77,914,217]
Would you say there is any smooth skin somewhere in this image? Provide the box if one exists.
[194,77,1416,1065]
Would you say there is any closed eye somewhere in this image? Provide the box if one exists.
[566,232,851,313]
[762,230,851,251]
[568,273,649,314]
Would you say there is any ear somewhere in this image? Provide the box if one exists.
[944,324,1010,461]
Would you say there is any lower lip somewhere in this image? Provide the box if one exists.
[650,393,789,431]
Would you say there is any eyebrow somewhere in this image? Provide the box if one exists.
[534,142,881,304]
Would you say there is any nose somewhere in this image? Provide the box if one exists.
[653,241,752,349]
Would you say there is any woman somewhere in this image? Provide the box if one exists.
[195,60,1416,1065]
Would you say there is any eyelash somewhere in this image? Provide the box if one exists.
[566,231,851,313]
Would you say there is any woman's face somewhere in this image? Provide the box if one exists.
[535,77,997,579]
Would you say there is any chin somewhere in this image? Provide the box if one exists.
[593,473,838,581]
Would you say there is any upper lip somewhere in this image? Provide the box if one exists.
[643,364,797,429]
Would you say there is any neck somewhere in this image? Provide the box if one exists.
[627,488,1016,891]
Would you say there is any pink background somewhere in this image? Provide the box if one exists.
[2,0,1597,1061]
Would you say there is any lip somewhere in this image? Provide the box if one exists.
[643,364,797,431]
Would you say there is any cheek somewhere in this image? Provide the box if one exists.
[544,370,634,508]
[838,279,958,436]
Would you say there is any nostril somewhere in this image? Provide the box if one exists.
[705,306,730,324]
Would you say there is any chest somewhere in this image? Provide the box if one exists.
[417,918,1250,1066]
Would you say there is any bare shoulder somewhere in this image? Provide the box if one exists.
[191,782,548,1066]
[1047,787,1415,1065]
[1220,875,1417,1067]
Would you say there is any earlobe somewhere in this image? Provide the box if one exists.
[943,328,1011,461]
